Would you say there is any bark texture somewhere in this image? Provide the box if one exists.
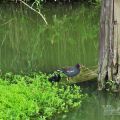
[98,0,120,91]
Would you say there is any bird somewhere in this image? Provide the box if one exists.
[48,74,61,83]
[57,64,81,80]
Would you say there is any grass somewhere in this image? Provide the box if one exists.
[0,72,85,120]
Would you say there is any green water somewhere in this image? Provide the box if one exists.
[0,3,99,73]
[52,81,120,120]
[54,87,120,120]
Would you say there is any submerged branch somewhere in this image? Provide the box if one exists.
[19,0,48,25]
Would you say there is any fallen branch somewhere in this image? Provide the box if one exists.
[19,0,48,25]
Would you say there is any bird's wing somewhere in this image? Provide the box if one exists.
[63,67,74,72]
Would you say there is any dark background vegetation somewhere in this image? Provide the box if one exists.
[1,0,100,4]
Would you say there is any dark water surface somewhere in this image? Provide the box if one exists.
[0,3,99,73]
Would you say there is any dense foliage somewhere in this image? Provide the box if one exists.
[0,72,85,120]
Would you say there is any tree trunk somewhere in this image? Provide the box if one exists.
[98,0,120,91]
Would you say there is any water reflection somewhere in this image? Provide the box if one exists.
[54,89,120,120]
[0,3,99,73]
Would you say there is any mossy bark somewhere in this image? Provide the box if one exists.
[98,0,120,91]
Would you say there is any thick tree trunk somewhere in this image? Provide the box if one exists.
[114,0,120,83]
[98,0,120,91]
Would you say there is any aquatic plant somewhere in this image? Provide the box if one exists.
[0,72,85,119]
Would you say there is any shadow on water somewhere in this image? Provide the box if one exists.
[54,80,120,120]
[0,3,99,73]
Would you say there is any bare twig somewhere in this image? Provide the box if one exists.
[19,0,48,25]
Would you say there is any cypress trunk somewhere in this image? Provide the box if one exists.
[98,0,120,91]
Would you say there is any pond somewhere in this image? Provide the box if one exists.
[54,82,120,120]
[0,2,99,73]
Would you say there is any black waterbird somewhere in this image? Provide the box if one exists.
[48,74,61,82]
[57,64,81,80]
